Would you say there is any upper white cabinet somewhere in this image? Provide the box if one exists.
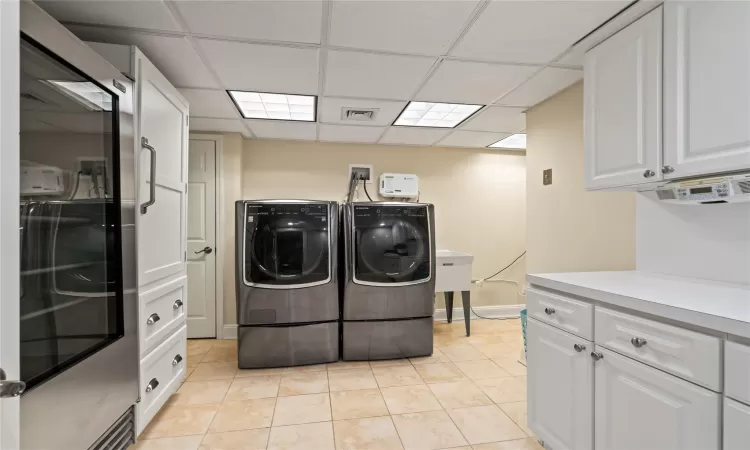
[585,2,750,190]
[584,6,662,189]
[663,2,750,179]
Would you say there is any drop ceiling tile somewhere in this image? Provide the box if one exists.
[438,131,511,148]
[190,118,249,136]
[451,1,630,64]
[179,89,238,119]
[496,67,582,108]
[245,120,317,141]
[197,39,319,94]
[172,0,322,44]
[319,98,406,127]
[329,0,480,55]
[379,127,451,146]
[37,0,183,32]
[325,51,435,100]
[416,60,537,104]
[319,124,385,144]
[460,106,526,133]
[69,25,219,88]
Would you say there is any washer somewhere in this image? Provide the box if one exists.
[235,200,339,368]
[342,202,435,360]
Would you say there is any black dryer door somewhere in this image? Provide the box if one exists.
[244,203,331,287]
[353,204,431,285]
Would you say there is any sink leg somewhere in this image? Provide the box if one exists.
[444,292,454,323]
[461,290,471,336]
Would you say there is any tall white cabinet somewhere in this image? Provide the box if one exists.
[88,42,189,435]
[585,2,750,190]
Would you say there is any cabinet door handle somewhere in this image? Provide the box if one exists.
[591,351,604,361]
[661,166,675,174]
[172,354,183,366]
[630,337,648,348]
[146,313,160,325]
[544,307,556,315]
[145,378,159,393]
[573,343,586,352]
[173,299,184,309]
[643,169,656,178]
[140,137,156,214]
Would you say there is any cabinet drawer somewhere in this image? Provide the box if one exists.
[724,398,750,450]
[725,340,750,404]
[137,325,187,435]
[595,307,721,391]
[140,276,186,356]
[527,287,593,340]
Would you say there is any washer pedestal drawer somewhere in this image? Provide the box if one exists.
[343,318,433,360]
[238,322,339,369]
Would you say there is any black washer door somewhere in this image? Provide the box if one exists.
[353,204,431,284]
[245,203,330,286]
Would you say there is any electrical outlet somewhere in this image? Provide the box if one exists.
[543,168,552,185]
[349,164,373,183]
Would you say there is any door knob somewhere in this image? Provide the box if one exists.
[661,166,675,174]
[0,368,25,398]
[573,343,586,352]
[195,246,213,255]
[544,307,556,315]
[631,337,648,348]
[591,351,604,361]
[643,170,656,178]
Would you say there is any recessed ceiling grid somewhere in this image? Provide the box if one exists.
[42,0,633,147]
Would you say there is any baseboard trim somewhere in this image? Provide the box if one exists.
[223,324,237,340]
[434,304,524,322]
[220,304,524,340]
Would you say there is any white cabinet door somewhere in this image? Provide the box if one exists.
[136,50,189,287]
[724,398,750,450]
[663,2,750,178]
[584,6,662,190]
[527,319,593,450]
[594,346,720,450]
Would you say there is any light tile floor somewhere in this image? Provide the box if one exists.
[134,319,542,450]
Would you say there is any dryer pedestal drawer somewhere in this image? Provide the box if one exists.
[343,318,433,360]
[595,307,721,391]
[238,322,338,369]
[137,325,186,435]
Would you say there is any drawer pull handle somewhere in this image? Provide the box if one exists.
[591,351,604,361]
[145,378,159,393]
[630,337,648,348]
[573,343,586,352]
[173,299,184,309]
[172,354,183,366]
[442,263,454,266]
[146,313,160,325]
[544,307,556,315]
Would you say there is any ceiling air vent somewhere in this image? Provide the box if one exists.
[341,107,379,122]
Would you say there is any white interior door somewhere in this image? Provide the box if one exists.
[186,137,217,338]
[0,1,20,448]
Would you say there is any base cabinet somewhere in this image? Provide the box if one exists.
[724,398,750,450]
[527,318,593,450]
[594,347,720,450]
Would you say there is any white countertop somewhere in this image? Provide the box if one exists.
[527,271,750,339]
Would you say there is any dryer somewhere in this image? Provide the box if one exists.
[342,202,435,360]
[235,200,339,368]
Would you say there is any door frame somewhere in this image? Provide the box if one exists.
[189,133,225,339]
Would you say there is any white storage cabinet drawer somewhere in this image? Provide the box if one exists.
[725,340,750,404]
[138,324,187,435]
[526,287,593,340]
[595,307,721,391]
[139,276,187,356]
[435,250,473,292]
[724,398,750,450]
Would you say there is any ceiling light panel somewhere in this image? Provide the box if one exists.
[229,91,316,122]
[489,133,526,149]
[394,102,482,128]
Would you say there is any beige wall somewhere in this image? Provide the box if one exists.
[525,82,636,274]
